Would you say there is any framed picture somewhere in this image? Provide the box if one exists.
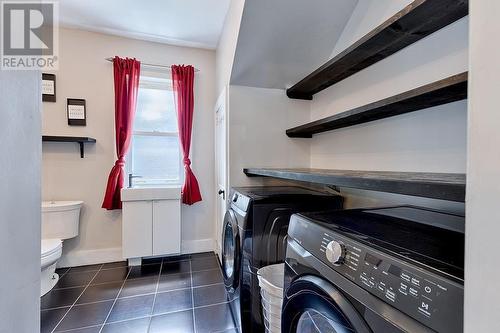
[42,73,56,102]
[67,98,86,126]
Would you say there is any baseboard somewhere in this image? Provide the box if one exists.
[58,247,123,268]
[181,238,215,254]
[57,239,215,268]
[214,239,222,257]
[214,239,223,265]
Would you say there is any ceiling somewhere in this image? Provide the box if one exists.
[230,0,358,89]
[58,0,231,49]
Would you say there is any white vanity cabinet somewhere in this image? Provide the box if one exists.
[121,187,181,261]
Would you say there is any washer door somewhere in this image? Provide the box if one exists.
[221,209,240,291]
[282,275,372,333]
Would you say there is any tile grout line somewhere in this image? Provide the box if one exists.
[190,260,197,333]
[51,265,138,290]
[52,285,88,291]
[52,272,159,290]
[192,281,224,289]
[103,298,233,326]
[192,299,231,311]
[56,268,71,280]
[51,275,131,291]
[95,314,149,326]
[43,299,111,312]
[123,298,231,319]
[43,282,226,312]
[55,323,102,332]
[146,258,164,332]
[44,255,219,332]
[191,267,223,274]
[97,266,132,333]
[51,264,104,333]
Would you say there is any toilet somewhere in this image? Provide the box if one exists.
[41,201,83,296]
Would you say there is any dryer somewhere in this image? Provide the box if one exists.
[221,187,343,332]
[283,206,464,333]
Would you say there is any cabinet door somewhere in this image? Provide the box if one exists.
[153,200,181,255]
[122,201,153,258]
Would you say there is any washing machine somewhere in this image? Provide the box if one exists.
[282,206,464,333]
[221,186,343,333]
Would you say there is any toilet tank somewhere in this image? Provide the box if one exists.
[42,201,83,240]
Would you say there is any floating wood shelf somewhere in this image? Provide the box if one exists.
[244,168,465,202]
[286,0,468,100]
[287,72,467,138]
[42,136,96,158]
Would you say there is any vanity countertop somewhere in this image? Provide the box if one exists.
[121,186,181,201]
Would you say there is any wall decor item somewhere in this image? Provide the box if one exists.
[67,98,87,126]
[42,73,56,102]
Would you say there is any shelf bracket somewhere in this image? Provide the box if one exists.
[79,142,84,158]
[42,136,96,158]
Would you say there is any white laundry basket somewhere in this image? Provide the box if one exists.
[257,263,285,333]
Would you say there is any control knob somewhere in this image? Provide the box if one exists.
[326,240,346,265]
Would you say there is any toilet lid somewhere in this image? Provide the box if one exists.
[41,239,62,258]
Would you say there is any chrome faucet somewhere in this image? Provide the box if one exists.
[128,173,142,188]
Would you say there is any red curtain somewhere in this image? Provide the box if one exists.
[102,57,141,210]
[172,65,202,205]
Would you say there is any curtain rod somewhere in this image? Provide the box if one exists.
[105,57,200,72]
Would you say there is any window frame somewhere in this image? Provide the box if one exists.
[126,73,183,187]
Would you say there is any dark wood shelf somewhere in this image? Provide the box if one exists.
[287,72,467,138]
[42,136,96,158]
[244,168,465,202]
[286,0,468,100]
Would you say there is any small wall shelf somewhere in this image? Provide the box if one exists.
[287,72,467,138]
[244,168,466,202]
[42,136,96,158]
[286,0,468,100]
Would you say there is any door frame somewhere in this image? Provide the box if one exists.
[214,86,229,260]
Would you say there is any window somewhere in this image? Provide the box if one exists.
[126,75,181,187]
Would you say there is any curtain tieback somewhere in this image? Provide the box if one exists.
[183,158,191,166]
[115,158,126,167]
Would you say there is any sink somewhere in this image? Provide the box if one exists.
[121,186,181,201]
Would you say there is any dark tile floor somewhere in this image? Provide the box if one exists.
[41,252,238,333]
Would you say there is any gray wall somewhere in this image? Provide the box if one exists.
[0,71,41,333]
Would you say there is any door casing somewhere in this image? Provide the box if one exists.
[214,86,229,261]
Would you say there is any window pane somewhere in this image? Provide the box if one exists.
[131,135,180,184]
[135,87,177,132]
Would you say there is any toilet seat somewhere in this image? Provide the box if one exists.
[41,239,63,296]
[41,239,62,268]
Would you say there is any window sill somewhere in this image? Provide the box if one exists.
[121,186,181,202]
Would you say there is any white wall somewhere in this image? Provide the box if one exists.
[215,0,245,97]
[329,0,411,59]
[42,28,216,266]
[0,71,41,333]
[230,0,357,89]
[228,86,310,188]
[465,1,500,331]
[221,0,468,214]
[309,0,468,212]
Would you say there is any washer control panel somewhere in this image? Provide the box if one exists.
[290,215,464,333]
[230,191,250,212]
[325,240,346,265]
